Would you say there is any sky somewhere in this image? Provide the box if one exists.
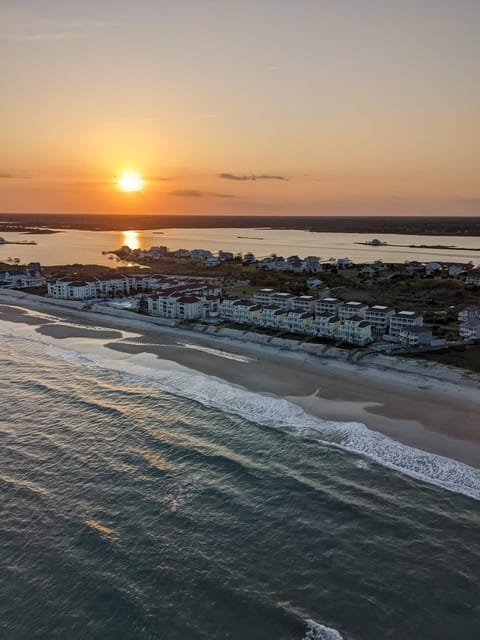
[1,0,479,216]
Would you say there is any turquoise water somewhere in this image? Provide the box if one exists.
[1,327,480,639]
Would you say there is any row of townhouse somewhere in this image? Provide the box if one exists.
[47,273,222,300]
[219,297,372,345]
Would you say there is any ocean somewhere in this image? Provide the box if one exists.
[1,315,480,639]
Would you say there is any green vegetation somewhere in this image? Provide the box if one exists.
[405,344,480,374]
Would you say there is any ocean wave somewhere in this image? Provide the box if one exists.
[1,321,480,502]
[303,619,344,640]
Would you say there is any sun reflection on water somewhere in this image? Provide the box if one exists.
[122,229,140,250]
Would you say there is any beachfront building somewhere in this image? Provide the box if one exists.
[148,294,203,320]
[315,297,342,316]
[257,305,287,329]
[281,311,314,334]
[398,326,433,348]
[229,301,262,325]
[339,301,368,320]
[270,292,295,310]
[309,312,340,338]
[218,297,241,320]
[291,295,316,312]
[365,305,395,336]
[337,316,373,346]
[252,288,275,306]
[389,311,423,337]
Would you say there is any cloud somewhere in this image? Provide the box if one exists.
[0,173,32,179]
[169,189,236,198]
[218,173,288,181]
[169,189,203,197]
[147,176,170,182]
[1,19,119,42]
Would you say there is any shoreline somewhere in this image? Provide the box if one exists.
[1,289,480,470]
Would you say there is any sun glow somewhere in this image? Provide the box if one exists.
[117,171,144,192]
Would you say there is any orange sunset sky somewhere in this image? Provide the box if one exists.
[1,0,479,216]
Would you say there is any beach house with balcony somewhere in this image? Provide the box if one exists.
[337,316,373,346]
[389,311,423,337]
[399,326,433,348]
[281,311,314,334]
[339,301,368,320]
[310,312,340,338]
[257,305,287,329]
[315,297,342,316]
[365,305,395,336]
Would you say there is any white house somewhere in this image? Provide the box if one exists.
[218,297,241,320]
[310,312,340,338]
[399,326,433,348]
[337,317,373,346]
[270,292,295,310]
[365,305,395,336]
[291,295,316,312]
[252,288,275,305]
[315,297,342,316]
[230,302,261,325]
[281,311,314,334]
[257,305,287,329]
[389,311,423,337]
[339,301,368,320]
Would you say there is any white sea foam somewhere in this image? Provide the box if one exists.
[178,342,254,362]
[1,318,480,502]
[303,619,344,640]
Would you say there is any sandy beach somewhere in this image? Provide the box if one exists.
[1,291,480,469]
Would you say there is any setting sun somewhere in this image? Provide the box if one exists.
[117,171,144,193]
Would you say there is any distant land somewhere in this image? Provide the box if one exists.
[1,214,480,236]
